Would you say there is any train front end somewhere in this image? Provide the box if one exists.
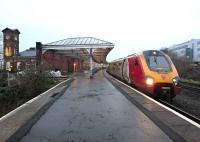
[142,50,181,99]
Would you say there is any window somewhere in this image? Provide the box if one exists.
[134,58,138,66]
[6,62,10,70]
[180,50,184,54]
[143,51,172,72]
[147,56,171,72]
[5,47,12,56]
[17,62,21,70]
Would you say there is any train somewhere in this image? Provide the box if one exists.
[107,50,181,100]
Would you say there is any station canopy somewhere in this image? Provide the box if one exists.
[42,37,114,63]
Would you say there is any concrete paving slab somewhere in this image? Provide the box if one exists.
[172,125,200,142]
[142,103,167,112]
[154,111,190,126]
[20,71,172,142]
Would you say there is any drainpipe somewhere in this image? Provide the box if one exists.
[36,42,42,66]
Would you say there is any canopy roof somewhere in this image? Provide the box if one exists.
[42,37,114,63]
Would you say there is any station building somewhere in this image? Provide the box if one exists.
[166,39,200,63]
[1,28,113,73]
[1,28,83,72]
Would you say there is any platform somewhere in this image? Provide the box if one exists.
[20,70,174,142]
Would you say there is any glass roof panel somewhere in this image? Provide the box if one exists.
[46,37,114,47]
[80,38,86,44]
[43,37,114,63]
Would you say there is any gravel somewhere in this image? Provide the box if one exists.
[172,88,200,119]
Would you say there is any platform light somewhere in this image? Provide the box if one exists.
[146,76,154,85]
[73,63,76,72]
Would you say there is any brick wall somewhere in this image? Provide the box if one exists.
[42,50,83,72]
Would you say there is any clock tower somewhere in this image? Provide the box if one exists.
[2,28,20,58]
[2,28,20,71]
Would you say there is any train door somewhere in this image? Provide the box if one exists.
[122,58,130,83]
[128,55,143,87]
[68,60,74,73]
[128,56,135,84]
[133,56,144,88]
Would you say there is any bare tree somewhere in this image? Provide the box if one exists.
[165,51,200,81]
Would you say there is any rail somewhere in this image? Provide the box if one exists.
[159,99,200,124]
[180,81,200,92]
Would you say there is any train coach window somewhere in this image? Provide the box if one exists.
[134,59,139,66]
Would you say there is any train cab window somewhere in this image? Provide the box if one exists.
[143,51,172,72]
[134,58,139,66]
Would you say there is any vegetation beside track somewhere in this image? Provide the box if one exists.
[0,66,61,118]
[165,51,200,87]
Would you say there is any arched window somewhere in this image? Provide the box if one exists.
[5,47,12,56]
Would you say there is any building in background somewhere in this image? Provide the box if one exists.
[165,39,200,63]
[2,28,36,71]
[2,28,111,72]
[1,28,84,72]
[2,28,20,71]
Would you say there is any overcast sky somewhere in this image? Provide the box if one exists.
[1,0,200,61]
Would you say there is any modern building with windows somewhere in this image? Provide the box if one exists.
[167,39,200,63]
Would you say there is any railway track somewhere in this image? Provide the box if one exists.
[180,82,200,93]
[158,99,200,124]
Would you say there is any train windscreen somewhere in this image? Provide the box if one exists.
[143,51,172,72]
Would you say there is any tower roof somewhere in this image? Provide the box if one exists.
[2,28,20,34]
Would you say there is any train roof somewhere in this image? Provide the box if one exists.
[110,50,163,63]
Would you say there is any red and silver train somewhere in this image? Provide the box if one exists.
[107,50,181,99]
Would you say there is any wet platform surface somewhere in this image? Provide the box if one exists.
[20,71,172,142]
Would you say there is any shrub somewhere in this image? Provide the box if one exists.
[0,65,55,117]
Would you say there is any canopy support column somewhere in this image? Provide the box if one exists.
[89,48,93,79]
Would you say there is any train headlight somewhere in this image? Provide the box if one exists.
[146,76,154,85]
[172,77,179,86]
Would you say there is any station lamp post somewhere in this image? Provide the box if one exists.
[89,48,93,79]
